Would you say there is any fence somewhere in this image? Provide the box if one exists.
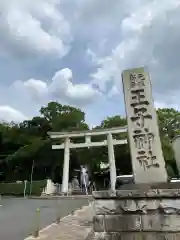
[0,180,47,196]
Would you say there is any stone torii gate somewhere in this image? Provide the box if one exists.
[48,126,127,194]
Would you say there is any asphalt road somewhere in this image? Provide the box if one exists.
[0,197,88,240]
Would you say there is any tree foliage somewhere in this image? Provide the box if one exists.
[157,108,180,139]
[0,102,178,182]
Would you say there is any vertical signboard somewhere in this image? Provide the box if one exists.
[122,67,167,183]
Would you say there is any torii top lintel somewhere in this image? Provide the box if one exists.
[47,126,127,139]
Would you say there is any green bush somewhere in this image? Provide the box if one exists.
[0,180,47,196]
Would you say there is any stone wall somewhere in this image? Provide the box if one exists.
[92,186,180,239]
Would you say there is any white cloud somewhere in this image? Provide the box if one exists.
[91,38,139,92]
[49,68,101,106]
[73,0,139,41]
[0,0,71,58]
[88,0,180,108]
[1,0,180,124]
[11,68,101,107]
[0,106,28,122]
[154,92,180,111]
[121,1,179,33]
[23,79,49,101]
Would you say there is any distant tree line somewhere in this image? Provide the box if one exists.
[0,101,179,183]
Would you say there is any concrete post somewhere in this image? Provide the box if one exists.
[62,137,70,194]
[107,133,117,190]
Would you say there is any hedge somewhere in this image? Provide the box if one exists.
[0,180,47,196]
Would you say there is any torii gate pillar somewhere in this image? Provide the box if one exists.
[61,137,70,194]
[107,133,117,191]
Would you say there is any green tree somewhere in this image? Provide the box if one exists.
[157,108,180,139]
[19,117,51,138]
[91,115,131,175]
[40,101,89,131]
[99,115,127,128]
[156,108,179,176]
[2,105,179,182]
[3,102,90,181]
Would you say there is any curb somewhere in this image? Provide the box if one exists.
[85,229,94,240]
[28,195,92,200]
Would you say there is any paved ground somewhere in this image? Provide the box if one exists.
[0,197,88,240]
[26,204,93,240]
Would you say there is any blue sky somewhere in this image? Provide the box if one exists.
[0,0,180,127]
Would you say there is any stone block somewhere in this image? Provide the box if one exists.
[116,188,180,198]
[93,186,180,200]
[93,189,180,237]
[93,215,105,232]
[94,200,121,215]
[119,233,180,240]
[92,232,112,240]
[158,189,180,197]
[94,199,160,215]
[137,199,159,213]
[93,232,180,240]
[116,189,146,198]
[142,214,180,231]
[92,191,116,199]
[105,215,141,232]
[159,199,180,214]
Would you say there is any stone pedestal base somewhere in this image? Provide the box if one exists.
[92,183,180,239]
